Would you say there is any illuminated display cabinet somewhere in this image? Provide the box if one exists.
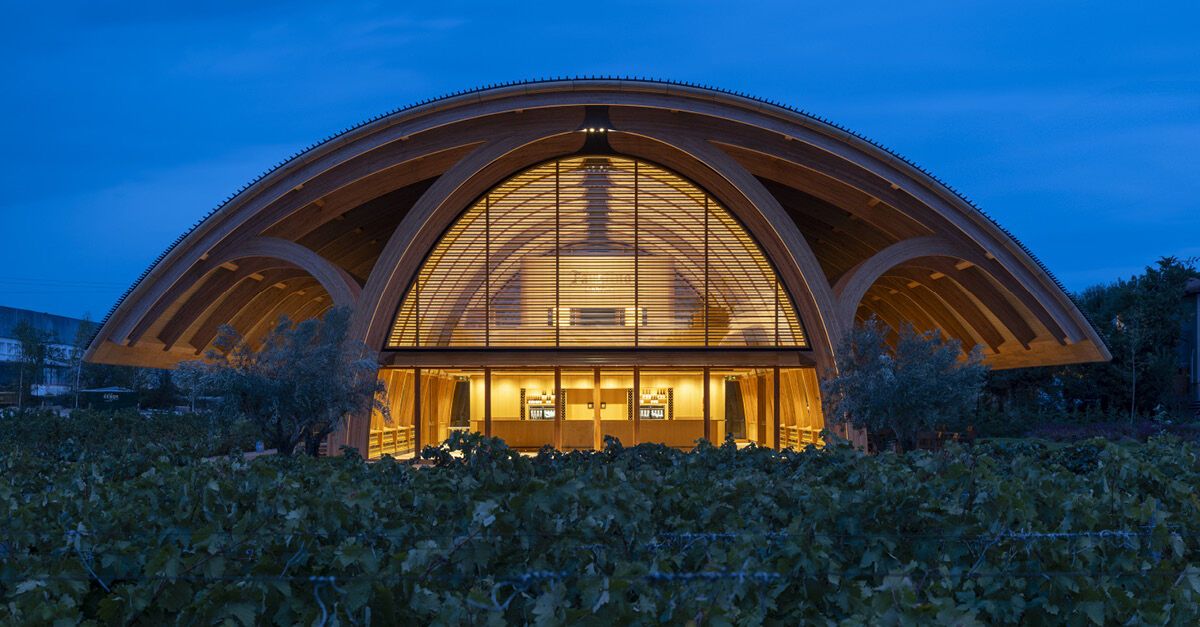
[85,79,1109,457]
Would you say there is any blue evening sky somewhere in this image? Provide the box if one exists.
[1,1,1197,320]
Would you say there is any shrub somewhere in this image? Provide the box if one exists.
[0,408,258,461]
[2,435,1199,624]
[194,307,385,456]
[822,319,988,450]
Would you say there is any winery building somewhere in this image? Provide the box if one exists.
[85,79,1109,457]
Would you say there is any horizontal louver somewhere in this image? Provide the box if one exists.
[387,156,807,349]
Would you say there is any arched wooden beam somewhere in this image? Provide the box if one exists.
[742,140,1073,344]
[244,291,325,350]
[226,277,320,340]
[605,127,842,365]
[887,267,1006,351]
[108,112,573,345]
[127,237,361,345]
[703,126,1078,343]
[732,149,930,242]
[221,237,360,304]
[298,179,435,258]
[262,145,474,242]
[186,268,309,353]
[761,178,902,254]
[833,236,969,328]
[350,131,586,353]
[908,257,1039,349]
[866,286,941,339]
[873,275,986,352]
[92,81,1107,373]
[965,254,1069,343]
[858,299,905,338]
[157,260,295,350]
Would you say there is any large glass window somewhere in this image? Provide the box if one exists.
[371,365,825,458]
[779,368,824,449]
[387,156,807,349]
[489,370,557,450]
[735,369,776,448]
[638,370,706,448]
[600,369,634,446]
[370,368,416,458]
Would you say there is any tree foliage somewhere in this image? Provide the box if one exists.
[193,307,385,456]
[987,256,1199,423]
[11,319,57,409]
[822,319,988,450]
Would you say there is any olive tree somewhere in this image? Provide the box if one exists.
[195,307,385,456]
[822,318,987,451]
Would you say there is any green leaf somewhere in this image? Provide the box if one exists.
[1080,601,1105,625]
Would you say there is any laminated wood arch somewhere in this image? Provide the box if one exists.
[84,78,1108,412]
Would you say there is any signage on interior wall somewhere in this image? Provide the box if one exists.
[568,271,634,287]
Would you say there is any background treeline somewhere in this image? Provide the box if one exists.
[981,256,1199,434]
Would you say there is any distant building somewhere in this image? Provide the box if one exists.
[0,305,88,400]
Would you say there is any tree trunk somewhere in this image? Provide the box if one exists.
[304,431,323,457]
[304,423,336,457]
[270,415,292,456]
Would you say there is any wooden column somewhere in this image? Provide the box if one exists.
[633,367,641,445]
[413,367,422,459]
[554,367,562,450]
[703,367,711,442]
[593,367,602,450]
[484,368,492,437]
[773,366,781,451]
[756,373,766,447]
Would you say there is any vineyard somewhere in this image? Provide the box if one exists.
[2,412,1200,624]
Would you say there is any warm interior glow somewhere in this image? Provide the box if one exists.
[368,366,826,457]
[387,156,807,348]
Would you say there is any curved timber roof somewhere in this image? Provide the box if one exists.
[86,77,1110,371]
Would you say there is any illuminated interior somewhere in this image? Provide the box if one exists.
[369,368,825,457]
[373,155,822,457]
[387,156,807,348]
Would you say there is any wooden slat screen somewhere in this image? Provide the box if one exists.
[387,156,807,349]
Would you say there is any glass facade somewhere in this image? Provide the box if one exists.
[369,156,823,458]
[388,156,806,349]
[369,367,825,456]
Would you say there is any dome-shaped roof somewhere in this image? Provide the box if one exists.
[86,78,1108,371]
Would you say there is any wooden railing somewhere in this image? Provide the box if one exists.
[367,425,416,459]
[781,424,822,449]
